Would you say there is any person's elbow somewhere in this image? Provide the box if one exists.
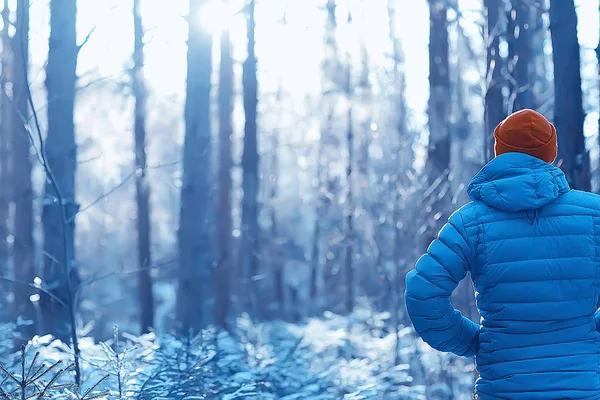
[404,267,439,332]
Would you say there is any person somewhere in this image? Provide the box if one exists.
[405,109,600,399]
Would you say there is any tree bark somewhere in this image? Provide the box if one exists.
[427,1,450,179]
[484,0,506,161]
[532,3,551,115]
[270,122,282,317]
[269,85,282,317]
[0,0,12,280]
[596,3,600,174]
[133,0,154,335]
[549,0,590,191]
[42,0,80,343]
[344,60,354,315]
[176,0,213,333]
[241,0,259,315]
[12,0,35,339]
[215,5,232,328]
[387,0,410,356]
[425,0,451,246]
[313,0,339,310]
[507,0,533,112]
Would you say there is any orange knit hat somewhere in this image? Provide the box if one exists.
[494,109,557,163]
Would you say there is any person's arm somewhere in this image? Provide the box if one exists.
[405,211,480,357]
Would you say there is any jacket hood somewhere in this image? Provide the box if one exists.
[467,152,570,212]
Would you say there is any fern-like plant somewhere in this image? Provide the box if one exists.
[0,347,109,400]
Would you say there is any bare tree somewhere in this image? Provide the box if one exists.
[344,53,354,315]
[484,0,506,161]
[424,0,451,243]
[241,0,259,314]
[532,0,552,114]
[270,85,283,317]
[12,0,35,339]
[215,0,233,328]
[132,0,154,334]
[507,0,533,111]
[311,0,338,308]
[42,0,80,341]
[387,0,410,364]
[549,0,589,190]
[33,0,82,384]
[596,2,600,160]
[0,0,11,279]
[176,0,213,332]
[312,0,342,311]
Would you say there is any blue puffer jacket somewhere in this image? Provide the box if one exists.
[406,152,600,399]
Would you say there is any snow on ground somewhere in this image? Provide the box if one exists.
[0,309,475,399]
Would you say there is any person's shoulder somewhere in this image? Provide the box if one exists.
[451,200,491,228]
[555,189,600,210]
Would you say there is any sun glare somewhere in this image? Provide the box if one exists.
[196,0,233,33]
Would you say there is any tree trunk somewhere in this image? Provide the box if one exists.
[344,63,354,315]
[176,0,213,333]
[215,8,232,328]
[42,0,80,344]
[270,86,282,317]
[507,0,533,112]
[532,3,552,115]
[241,0,259,315]
[133,0,154,335]
[425,0,451,244]
[549,0,590,191]
[316,0,341,311]
[596,3,600,176]
[310,0,338,309]
[12,0,35,340]
[0,0,11,279]
[387,0,410,351]
[270,132,283,317]
[484,0,506,162]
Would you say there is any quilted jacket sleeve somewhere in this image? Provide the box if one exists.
[595,309,600,332]
[405,211,480,357]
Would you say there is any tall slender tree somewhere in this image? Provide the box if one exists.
[0,0,11,277]
[12,0,35,338]
[507,0,533,111]
[344,52,354,314]
[42,0,80,347]
[215,0,233,328]
[549,0,589,191]
[484,0,506,161]
[532,1,552,114]
[311,0,339,308]
[132,0,154,334]
[176,0,213,332]
[596,2,600,162]
[425,0,451,241]
[241,0,259,314]
[270,84,283,317]
[388,0,410,361]
[313,0,343,310]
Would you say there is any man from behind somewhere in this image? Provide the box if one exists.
[406,109,600,399]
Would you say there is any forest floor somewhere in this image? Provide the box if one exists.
[0,309,475,399]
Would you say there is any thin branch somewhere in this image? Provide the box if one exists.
[76,257,176,295]
[69,170,136,223]
[67,160,181,223]
[77,27,96,52]
[18,4,82,383]
[0,277,67,308]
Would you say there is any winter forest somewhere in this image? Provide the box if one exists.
[0,0,595,398]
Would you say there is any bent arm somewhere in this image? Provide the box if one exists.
[405,212,480,357]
